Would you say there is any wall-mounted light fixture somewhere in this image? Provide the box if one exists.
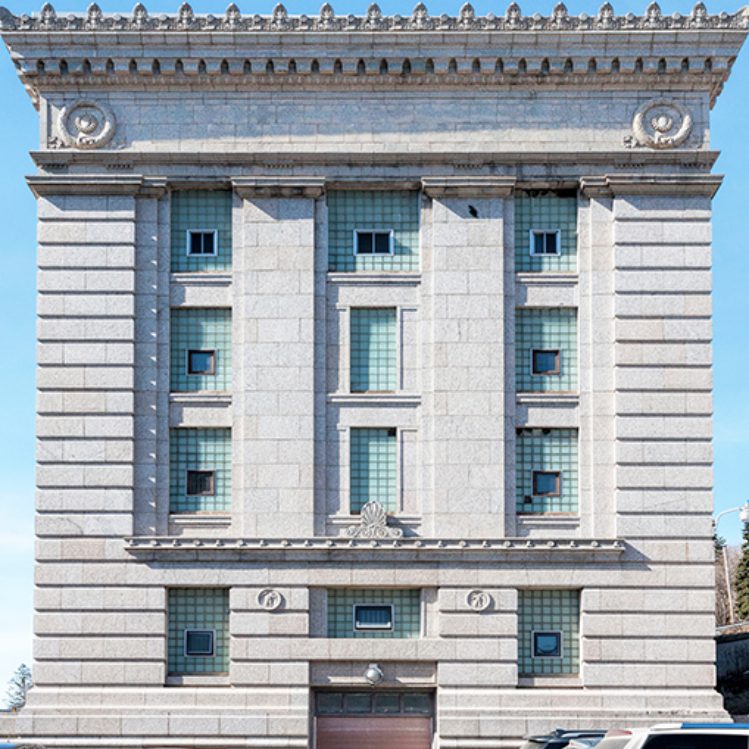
[363,663,384,685]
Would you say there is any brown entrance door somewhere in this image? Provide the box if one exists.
[316,716,432,749]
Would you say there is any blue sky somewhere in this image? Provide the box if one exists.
[0,0,747,695]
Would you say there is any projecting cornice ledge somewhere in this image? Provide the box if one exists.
[232,176,326,198]
[580,173,723,197]
[26,174,168,197]
[422,176,517,198]
[124,535,626,562]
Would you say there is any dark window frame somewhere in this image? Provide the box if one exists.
[531,470,562,497]
[183,628,216,657]
[186,349,216,376]
[529,228,561,256]
[353,228,394,256]
[186,229,218,256]
[531,629,563,659]
[352,603,395,632]
[530,348,561,376]
[185,469,216,497]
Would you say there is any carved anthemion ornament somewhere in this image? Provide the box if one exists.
[4,2,747,32]
[55,100,116,149]
[346,500,404,539]
[631,98,693,149]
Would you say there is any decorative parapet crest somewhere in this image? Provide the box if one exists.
[346,500,404,539]
[0,1,747,32]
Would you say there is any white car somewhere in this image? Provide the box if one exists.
[593,723,749,749]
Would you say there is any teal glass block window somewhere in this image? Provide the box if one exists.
[167,588,229,675]
[518,589,580,676]
[515,308,577,393]
[171,190,232,272]
[350,308,397,392]
[170,428,231,514]
[350,428,397,514]
[516,429,578,514]
[170,308,232,392]
[328,191,420,272]
[327,589,421,638]
[515,192,577,273]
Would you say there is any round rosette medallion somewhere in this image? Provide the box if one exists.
[56,100,116,149]
[632,99,693,149]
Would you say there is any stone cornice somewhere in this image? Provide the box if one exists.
[124,535,626,561]
[1,2,747,33]
[580,172,723,196]
[30,149,721,169]
[422,176,516,197]
[2,4,747,109]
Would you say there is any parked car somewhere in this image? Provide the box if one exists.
[596,723,749,749]
[519,729,608,749]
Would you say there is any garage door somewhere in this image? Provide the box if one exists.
[315,691,433,749]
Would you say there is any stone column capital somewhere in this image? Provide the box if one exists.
[580,174,723,198]
[232,177,325,199]
[421,176,516,198]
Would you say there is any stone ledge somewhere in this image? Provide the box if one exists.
[326,392,422,406]
[580,173,724,197]
[327,271,422,286]
[516,393,580,406]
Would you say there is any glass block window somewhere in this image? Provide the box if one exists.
[350,428,397,514]
[316,692,433,715]
[170,308,232,392]
[518,589,580,676]
[516,429,578,514]
[170,428,232,514]
[328,190,420,272]
[515,308,577,393]
[171,190,233,272]
[167,588,229,675]
[515,192,577,273]
[350,308,397,392]
[327,589,421,639]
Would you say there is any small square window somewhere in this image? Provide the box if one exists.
[353,604,394,631]
[187,230,218,256]
[186,470,215,497]
[532,471,561,497]
[529,229,560,256]
[531,348,561,375]
[187,349,216,375]
[532,630,563,658]
[183,628,215,656]
[355,230,393,256]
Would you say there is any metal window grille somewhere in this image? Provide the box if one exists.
[515,193,577,272]
[518,589,580,675]
[171,190,232,272]
[350,308,397,392]
[170,308,232,392]
[170,428,231,514]
[515,308,578,392]
[516,428,579,514]
[350,428,397,514]
[328,190,419,272]
[167,588,229,675]
[327,589,421,639]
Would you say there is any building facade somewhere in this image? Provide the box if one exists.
[1,3,747,747]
